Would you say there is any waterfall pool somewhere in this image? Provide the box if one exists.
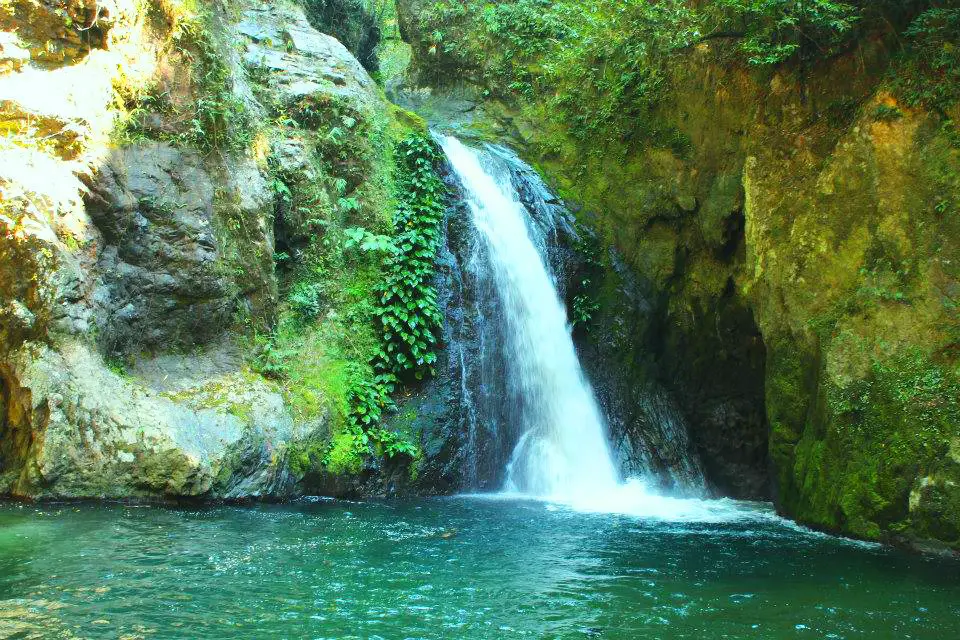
[1,497,957,639]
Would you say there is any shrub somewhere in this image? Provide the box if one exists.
[705,0,859,66]
[288,282,324,322]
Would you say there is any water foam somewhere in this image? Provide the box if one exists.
[441,136,620,506]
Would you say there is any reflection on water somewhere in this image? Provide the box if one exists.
[0,498,958,639]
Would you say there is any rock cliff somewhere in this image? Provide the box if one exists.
[394,0,960,551]
[0,0,399,499]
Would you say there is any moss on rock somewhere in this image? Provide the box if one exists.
[397,0,960,548]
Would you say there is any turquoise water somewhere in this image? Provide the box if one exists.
[1,497,958,639]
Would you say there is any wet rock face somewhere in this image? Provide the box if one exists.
[83,144,232,354]
[657,277,770,500]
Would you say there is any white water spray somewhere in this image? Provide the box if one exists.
[440,136,730,519]
[440,136,623,506]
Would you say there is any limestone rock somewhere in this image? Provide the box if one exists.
[238,2,378,114]
[82,144,232,354]
[2,341,314,499]
[0,0,377,501]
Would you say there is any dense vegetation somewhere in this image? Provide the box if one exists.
[101,0,450,488]
[335,133,447,472]
[115,2,255,155]
[411,1,958,151]
[260,125,447,479]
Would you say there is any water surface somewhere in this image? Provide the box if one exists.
[1,498,958,639]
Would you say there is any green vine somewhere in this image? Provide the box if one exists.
[570,223,603,332]
[371,134,447,383]
[330,133,448,469]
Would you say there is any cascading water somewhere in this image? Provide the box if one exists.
[439,136,619,504]
[438,135,720,517]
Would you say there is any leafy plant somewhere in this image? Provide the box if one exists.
[570,224,603,331]
[418,0,698,150]
[104,355,130,378]
[328,365,418,466]
[172,9,255,153]
[706,0,859,66]
[872,104,903,122]
[370,134,448,383]
[891,8,960,111]
[252,335,295,379]
[345,365,397,430]
[481,0,573,57]
[572,291,601,329]
[288,282,324,322]
[337,196,362,214]
[113,4,256,154]
[376,428,420,459]
[344,227,398,254]
[314,134,447,469]
[272,178,293,204]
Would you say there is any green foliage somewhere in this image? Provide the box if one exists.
[815,347,960,538]
[376,428,420,458]
[115,5,255,154]
[345,364,397,430]
[415,0,877,152]
[251,333,296,380]
[418,1,697,149]
[371,134,447,383]
[104,355,130,378]
[322,430,368,475]
[317,366,415,473]
[271,178,293,204]
[872,104,904,122]
[891,8,960,111]
[572,290,600,330]
[706,0,858,66]
[257,133,440,477]
[415,1,957,158]
[853,247,915,305]
[305,133,449,472]
[344,227,398,254]
[481,0,573,56]
[570,224,603,331]
[288,282,324,322]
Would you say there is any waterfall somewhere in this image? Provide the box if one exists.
[440,136,619,504]
[437,135,715,516]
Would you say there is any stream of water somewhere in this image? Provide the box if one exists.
[1,499,958,639]
[440,136,705,512]
[2,138,957,638]
[440,136,620,504]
